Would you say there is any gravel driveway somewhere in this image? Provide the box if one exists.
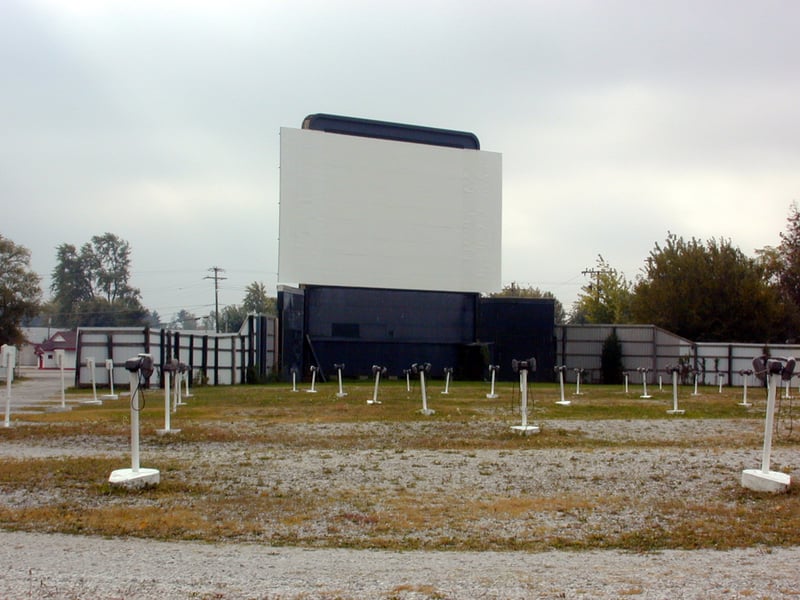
[3,530,799,599]
[2,370,800,599]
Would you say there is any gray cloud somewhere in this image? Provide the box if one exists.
[2,0,799,318]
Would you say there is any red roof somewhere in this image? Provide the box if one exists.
[35,330,77,353]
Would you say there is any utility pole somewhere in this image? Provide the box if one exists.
[581,266,615,300]
[205,267,227,333]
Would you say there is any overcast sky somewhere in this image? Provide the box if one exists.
[3,0,799,323]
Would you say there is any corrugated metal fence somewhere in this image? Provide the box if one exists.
[73,315,277,388]
[556,324,800,385]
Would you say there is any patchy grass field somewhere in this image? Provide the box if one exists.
[1,379,798,552]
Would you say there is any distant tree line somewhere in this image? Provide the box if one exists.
[4,204,800,344]
[45,233,149,328]
[568,203,800,342]
[0,231,277,342]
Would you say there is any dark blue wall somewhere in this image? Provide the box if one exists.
[303,286,477,379]
[277,286,305,380]
[278,286,556,382]
[477,298,556,382]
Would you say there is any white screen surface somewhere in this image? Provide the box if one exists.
[278,127,501,293]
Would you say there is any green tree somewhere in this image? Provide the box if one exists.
[570,256,632,324]
[0,235,42,345]
[72,297,148,327]
[775,202,800,318]
[242,282,277,316]
[50,243,93,321]
[220,304,249,333]
[600,330,624,384]
[50,233,147,327]
[146,310,163,328]
[631,233,787,342]
[489,281,566,324]
[87,233,139,303]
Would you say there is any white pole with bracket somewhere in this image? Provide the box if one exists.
[486,365,499,399]
[742,356,794,492]
[103,359,118,400]
[511,358,539,434]
[109,355,160,488]
[3,345,16,427]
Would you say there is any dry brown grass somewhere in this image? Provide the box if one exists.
[1,380,798,552]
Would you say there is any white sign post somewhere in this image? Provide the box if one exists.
[742,356,794,492]
[403,368,411,393]
[623,371,629,394]
[692,370,700,396]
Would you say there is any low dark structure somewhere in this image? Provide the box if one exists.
[278,286,554,382]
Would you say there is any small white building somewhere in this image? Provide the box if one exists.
[35,330,78,370]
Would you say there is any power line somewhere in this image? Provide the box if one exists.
[581,266,615,299]
[204,266,227,333]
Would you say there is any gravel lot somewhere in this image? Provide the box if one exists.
[2,370,800,599]
[3,530,800,599]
